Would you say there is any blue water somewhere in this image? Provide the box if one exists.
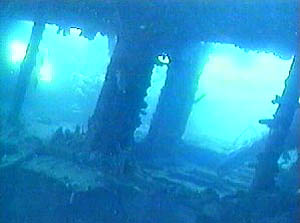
[0,4,299,223]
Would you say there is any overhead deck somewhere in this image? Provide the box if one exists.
[1,0,299,58]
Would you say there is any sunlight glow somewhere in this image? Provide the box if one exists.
[183,44,293,152]
[11,41,27,62]
[39,62,53,82]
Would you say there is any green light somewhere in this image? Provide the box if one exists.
[10,41,27,63]
[39,62,52,82]
[69,27,82,36]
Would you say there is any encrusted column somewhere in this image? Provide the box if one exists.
[147,44,209,145]
[252,55,300,191]
[9,22,45,124]
[87,36,155,155]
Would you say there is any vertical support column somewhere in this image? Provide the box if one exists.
[8,22,45,124]
[87,37,155,155]
[252,55,300,191]
[146,44,209,145]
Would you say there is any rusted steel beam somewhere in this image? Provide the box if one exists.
[252,55,300,191]
[8,22,45,124]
